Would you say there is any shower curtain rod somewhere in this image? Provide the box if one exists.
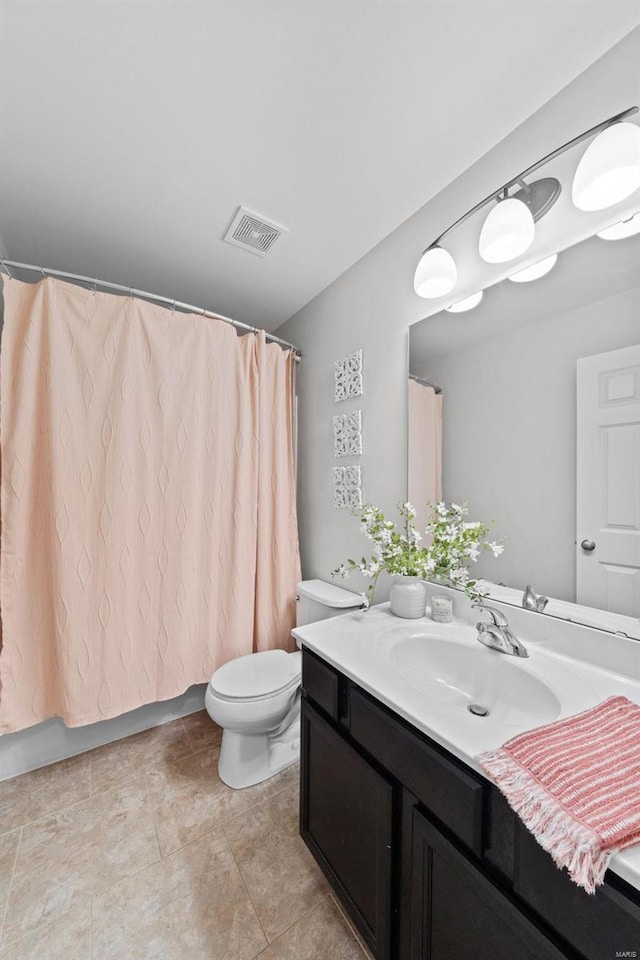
[0,259,302,359]
[409,373,442,394]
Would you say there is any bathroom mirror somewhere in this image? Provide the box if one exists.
[408,225,640,639]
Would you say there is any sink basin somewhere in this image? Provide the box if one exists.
[391,636,561,726]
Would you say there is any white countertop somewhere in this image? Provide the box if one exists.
[293,601,640,892]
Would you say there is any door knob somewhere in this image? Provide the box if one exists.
[580,539,596,552]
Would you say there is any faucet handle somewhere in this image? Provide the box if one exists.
[473,600,509,628]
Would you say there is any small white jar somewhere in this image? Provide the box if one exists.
[430,595,453,623]
[390,576,427,619]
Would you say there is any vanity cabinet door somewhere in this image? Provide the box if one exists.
[408,805,569,960]
[515,825,640,960]
[300,698,394,960]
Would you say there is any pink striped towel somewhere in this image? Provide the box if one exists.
[479,696,640,894]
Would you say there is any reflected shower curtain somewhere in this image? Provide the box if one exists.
[407,379,443,535]
[0,277,300,732]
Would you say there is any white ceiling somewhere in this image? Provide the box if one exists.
[1,1,639,333]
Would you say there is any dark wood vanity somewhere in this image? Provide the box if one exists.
[300,647,640,960]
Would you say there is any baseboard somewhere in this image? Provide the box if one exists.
[0,683,208,781]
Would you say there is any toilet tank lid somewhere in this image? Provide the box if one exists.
[297,579,365,609]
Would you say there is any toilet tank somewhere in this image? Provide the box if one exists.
[296,579,365,627]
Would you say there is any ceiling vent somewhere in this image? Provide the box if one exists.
[223,206,288,257]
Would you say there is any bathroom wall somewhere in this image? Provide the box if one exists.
[412,285,640,602]
[274,28,640,598]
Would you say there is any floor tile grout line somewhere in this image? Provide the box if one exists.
[0,893,92,952]
[0,825,22,949]
[220,770,299,834]
[142,766,299,864]
[3,793,163,949]
[264,890,332,949]
[2,810,162,952]
[5,771,150,843]
[222,821,270,951]
[144,770,166,861]
[251,892,338,958]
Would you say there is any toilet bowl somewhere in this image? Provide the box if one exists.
[205,579,365,790]
[205,649,302,789]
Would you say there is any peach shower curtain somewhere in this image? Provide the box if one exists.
[407,378,443,535]
[0,277,301,733]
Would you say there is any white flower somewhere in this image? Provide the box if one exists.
[489,541,504,557]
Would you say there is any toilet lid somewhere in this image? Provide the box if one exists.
[209,650,301,701]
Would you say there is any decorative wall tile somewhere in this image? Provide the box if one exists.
[333,465,362,510]
[333,410,362,458]
[334,349,363,402]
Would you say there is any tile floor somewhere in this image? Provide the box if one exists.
[0,712,372,960]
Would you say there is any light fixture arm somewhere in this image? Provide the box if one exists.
[426,105,638,251]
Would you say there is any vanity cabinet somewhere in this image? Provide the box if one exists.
[300,647,640,960]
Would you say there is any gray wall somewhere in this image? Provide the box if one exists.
[274,29,640,601]
[414,286,640,602]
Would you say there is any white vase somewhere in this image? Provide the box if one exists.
[389,576,427,619]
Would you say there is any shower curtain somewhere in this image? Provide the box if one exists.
[0,276,301,733]
[407,378,443,535]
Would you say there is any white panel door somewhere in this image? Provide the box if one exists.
[576,344,640,617]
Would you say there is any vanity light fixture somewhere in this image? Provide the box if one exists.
[413,245,457,299]
[478,195,535,263]
[508,253,558,283]
[596,213,640,240]
[445,290,483,312]
[412,107,638,299]
[572,121,640,212]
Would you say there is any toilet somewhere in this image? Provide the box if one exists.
[205,579,365,789]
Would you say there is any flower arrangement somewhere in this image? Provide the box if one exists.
[333,501,503,603]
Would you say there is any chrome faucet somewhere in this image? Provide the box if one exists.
[473,600,529,658]
[522,584,549,613]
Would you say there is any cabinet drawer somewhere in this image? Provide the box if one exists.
[302,649,339,721]
[515,826,640,960]
[349,686,484,855]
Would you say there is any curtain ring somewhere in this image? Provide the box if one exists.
[171,300,176,313]
[0,260,13,279]
[129,287,134,299]
[40,266,46,279]
[92,278,98,294]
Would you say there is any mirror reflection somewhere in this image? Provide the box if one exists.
[409,228,640,638]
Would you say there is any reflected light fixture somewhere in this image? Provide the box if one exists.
[414,245,457,299]
[478,196,535,263]
[508,253,558,283]
[445,291,483,312]
[572,121,640,211]
[597,213,640,240]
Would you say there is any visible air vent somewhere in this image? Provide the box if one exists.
[223,206,288,258]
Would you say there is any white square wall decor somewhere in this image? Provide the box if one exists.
[333,410,363,458]
[334,349,363,402]
[333,465,362,510]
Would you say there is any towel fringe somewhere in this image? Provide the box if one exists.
[480,748,616,894]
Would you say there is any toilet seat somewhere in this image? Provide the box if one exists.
[209,650,301,702]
